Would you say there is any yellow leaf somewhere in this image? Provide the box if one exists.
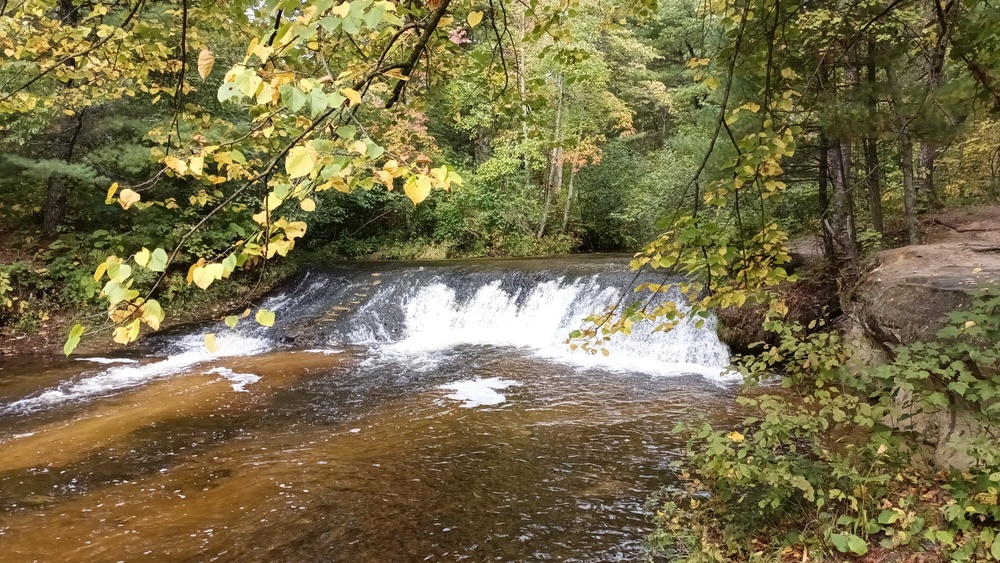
[727,431,745,443]
[251,43,273,64]
[197,49,215,80]
[341,88,362,107]
[192,266,214,290]
[384,68,409,81]
[140,299,164,330]
[204,333,217,353]
[113,318,141,345]
[284,221,307,240]
[205,263,225,281]
[164,155,188,175]
[331,2,350,17]
[189,155,205,176]
[404,175,432,204]
[351,140,368,155]
[300,198,316,212]
[255,308,275,327]
[134,247,151,267]
[374,170,394,186]
[965,321,977,328]
[63,109,75,116]
[118,189,141,210]
[186,259,206,285]
[105,182,118,204]
[285,146,315,179]
[93,262,108,282]
[467,10,483,26]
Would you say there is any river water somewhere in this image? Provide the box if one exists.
[0,256,740,562]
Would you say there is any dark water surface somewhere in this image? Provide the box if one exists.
[0,258,740,562]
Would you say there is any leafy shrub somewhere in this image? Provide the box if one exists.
[651,288,1000,561]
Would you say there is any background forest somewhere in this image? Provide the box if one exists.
[2,0,999,334]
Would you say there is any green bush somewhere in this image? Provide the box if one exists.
[651,288,1000,561]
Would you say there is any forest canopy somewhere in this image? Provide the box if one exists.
[1,0,999,351]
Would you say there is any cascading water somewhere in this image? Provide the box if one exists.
[0,256,743,562]
[1,256,732,415]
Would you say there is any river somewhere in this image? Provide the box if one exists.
[0,256,740,562]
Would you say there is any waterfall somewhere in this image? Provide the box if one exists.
[277,258,732,377]
[2,257,734,414]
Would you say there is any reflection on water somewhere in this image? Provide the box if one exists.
[0,346,739,562]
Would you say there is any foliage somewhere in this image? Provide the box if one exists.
[650,288,1000,562]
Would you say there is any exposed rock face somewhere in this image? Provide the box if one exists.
[846,206,1000,468]
[850,241,1000,347]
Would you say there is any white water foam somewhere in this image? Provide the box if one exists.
[439,377,520,408]
[75,357,139,365]
[3,332,271,414]
[304,349,342,355]
[376,280,734,381]
[206,367,261,392]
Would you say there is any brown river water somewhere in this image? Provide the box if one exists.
[0,258,741,562]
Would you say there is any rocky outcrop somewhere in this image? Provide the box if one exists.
[850,244,1000,348]
[846,206,1000,468]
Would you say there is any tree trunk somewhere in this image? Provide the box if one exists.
[918,0,951,210]
[864,138,883,235]
[886,64,921,245]
[537,160,554,238]
[561,166,576,233]
[919,144,942,209]
[517,14,530,186]
[864,40,884,235]
[819,134,836,264]
[473,127,493,164]
[828,139,859,267]
[42,0,82,238]
[550,78,564,196]
[537,77,564,239]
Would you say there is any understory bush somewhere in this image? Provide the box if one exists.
[650,288,1000,562]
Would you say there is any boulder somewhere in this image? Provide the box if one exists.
[846,206,1000,469]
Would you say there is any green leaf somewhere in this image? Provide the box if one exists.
[336,125,357,140]
[877,510,898,525]
[992,537,1000,560]
[847,534,868,555]
[218,82,240,102]
[830,533,849,553]
[64,323,85,356]
[362,2,385,28]
[224,315,239,328]
[148,248,169,272]
[281,86,308,112]
[365,140,385,159]
[310,87,328,118]
[256,308,275,327]
[234,69,263,97]
[107,262,132,283]
[326,91,347,109]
